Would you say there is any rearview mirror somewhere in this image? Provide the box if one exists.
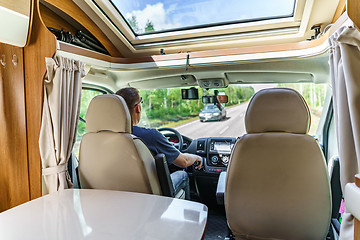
[217,95,228,103]
[181,87,199,100]
[202,96,216,103]
[202,95,228,104]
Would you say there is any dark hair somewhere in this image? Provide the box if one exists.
[116,87,140,112]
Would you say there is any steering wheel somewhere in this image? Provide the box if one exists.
[158,127,184,152]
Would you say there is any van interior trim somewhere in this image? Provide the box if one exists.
[58,37,329,71]
[83,0,309,50]
[135,18,298,41]
[0,5,29,47]
[134,27,301,49]
[72,0,135,51]
[56,13,348,68]
[297,0,314,36]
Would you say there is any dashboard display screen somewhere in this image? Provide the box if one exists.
[214,141,234,152]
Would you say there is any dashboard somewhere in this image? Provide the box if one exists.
[166,134,237,204]
[191,137,236,173]
[168,134,237,174]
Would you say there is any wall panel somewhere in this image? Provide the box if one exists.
[24,0,56,200]
[0,43,30,212]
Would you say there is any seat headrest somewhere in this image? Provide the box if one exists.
[245,88,310,134]
[86,94,131,133]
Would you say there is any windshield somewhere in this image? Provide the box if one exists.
[138,83,328,139]
[204,105,218,110]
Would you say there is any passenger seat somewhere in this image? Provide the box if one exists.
[225,88,332,240]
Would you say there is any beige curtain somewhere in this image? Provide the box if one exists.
[39,55,84,194]
[329,26,360,240]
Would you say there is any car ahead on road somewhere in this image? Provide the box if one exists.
[199,104,226,122]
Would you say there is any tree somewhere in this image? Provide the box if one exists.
[145,20,155,33]
[138,86,255,128]
[127,15,140,33]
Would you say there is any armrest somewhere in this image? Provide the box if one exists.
[216,171,227,205]
[154,153,175,197]
[328,156,342,219]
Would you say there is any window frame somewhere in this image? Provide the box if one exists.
[86,0,310,49]
[108,0,296,37]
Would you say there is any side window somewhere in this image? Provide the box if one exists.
[327,116,338,160]
[73,88,105,158]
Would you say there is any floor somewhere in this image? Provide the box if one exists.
[204,206,229,240]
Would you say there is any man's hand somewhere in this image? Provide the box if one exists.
[173,153,203,169]
[194,156,203,170]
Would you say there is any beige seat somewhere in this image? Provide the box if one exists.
[225,88,331,240]
[78,94,162,195]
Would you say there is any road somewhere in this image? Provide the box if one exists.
[174,102,249,139]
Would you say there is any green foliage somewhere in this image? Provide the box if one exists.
[278,83,327,109]
[139,86,255,127]
[127,16,140,33]
[127,16,156,34]
[278,83,327,135]
[77,89,104,137]
[221,86,255,105]
[73,89,104,157]
[145,20,155,33]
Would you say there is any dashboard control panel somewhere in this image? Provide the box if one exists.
[207,138,236,168]
[209,154,230,166]
[188,137,237,174]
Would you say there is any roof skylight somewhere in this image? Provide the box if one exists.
[110,0,296,35]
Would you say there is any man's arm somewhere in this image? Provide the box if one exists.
[173,153,203,170]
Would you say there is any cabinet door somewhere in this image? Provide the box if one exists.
[0,43,30,212]
[0,0,32,47]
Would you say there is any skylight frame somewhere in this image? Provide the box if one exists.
[133,16,299,42]
[91,0,303,41]
[137,14,295,36]
[83,0,322,54]
[106,0,138,37]
[107,0,297,37]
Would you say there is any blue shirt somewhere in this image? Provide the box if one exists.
[132,126,180,165]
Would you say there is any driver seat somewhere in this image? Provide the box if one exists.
[78,94,163,195]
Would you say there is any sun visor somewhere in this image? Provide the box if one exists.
[129,75,197,89]
[226,72,313,83]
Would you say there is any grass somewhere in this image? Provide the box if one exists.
[149,115,199,128]
[161,116,199,128]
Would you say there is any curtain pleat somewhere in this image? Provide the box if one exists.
[329,26,360,240]
[39,55,84,194]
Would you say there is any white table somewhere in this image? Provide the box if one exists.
[0,189,208,240]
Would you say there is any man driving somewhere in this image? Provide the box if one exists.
[116,87,202,199]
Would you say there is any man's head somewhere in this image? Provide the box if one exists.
[116,87,142,125]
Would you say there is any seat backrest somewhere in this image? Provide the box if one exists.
[79,94,161,195]
[225,88,331,240]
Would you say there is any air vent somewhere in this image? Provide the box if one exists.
[197,141,205,151]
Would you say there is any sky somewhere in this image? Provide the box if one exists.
[111,0,295,34]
